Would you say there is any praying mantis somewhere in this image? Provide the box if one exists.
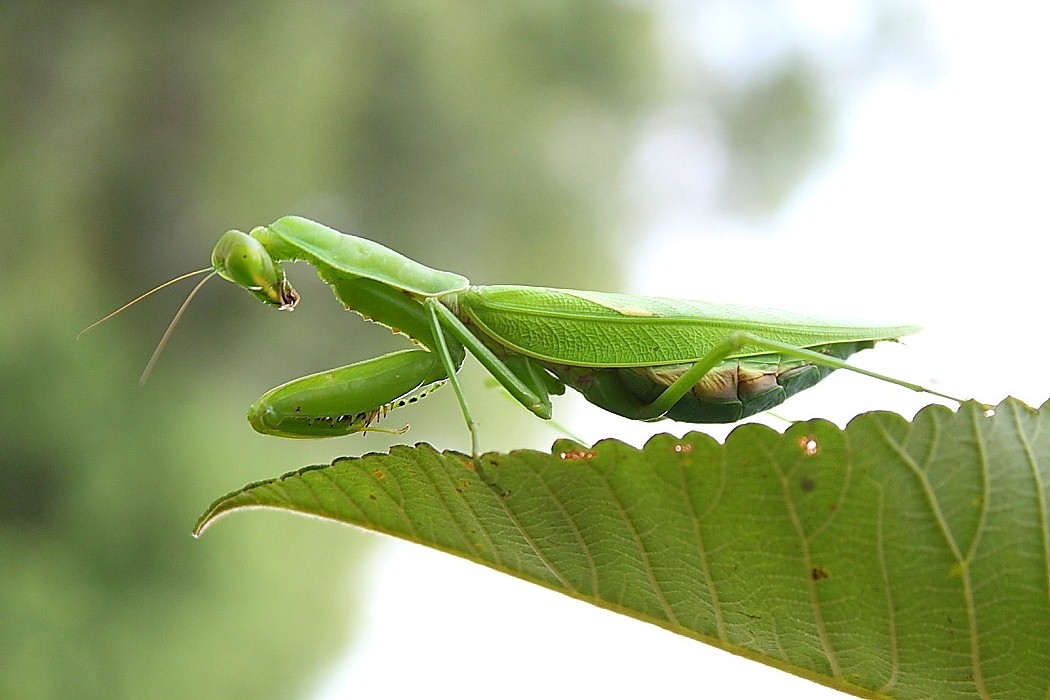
[88,215,969,458]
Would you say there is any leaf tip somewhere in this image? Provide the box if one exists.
[191,505,225,538]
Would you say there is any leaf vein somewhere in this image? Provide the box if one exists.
[772,442,842,679]
[419,452,501,564]
[489,463,575,591]
[532,466,597,596]
[677,452,726,641]
[592,466,681,627]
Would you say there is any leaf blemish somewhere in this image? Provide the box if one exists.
[800,476,816,492]
[799,436,819,456]
[559,449,596,460]
[811,566,829,581]
[673,443,692,454]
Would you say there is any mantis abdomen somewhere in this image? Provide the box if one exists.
[542,341,875,423]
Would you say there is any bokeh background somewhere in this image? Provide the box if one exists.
[3,3,1047,698]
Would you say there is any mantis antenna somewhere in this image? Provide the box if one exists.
[139,271,217,384]
[76,266,216,383]
[77,267,213,339]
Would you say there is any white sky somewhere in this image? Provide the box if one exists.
[315,3,1050,698]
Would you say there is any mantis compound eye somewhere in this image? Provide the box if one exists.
[212,230,298,309]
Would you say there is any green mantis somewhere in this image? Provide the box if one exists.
[95,216,969,458]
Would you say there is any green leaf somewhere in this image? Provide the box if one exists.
[195,399,1050,699]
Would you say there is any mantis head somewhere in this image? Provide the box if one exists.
[80,227,300,383]
[212,229,299,310]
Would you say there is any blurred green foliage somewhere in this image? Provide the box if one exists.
[0,3,657,698]
[0,2,902,697]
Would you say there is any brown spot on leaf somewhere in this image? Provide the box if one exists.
[799,436,819,456]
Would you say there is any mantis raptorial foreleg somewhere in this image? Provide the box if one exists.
[247,349,450,438]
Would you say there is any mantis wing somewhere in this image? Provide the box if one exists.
[455,285,918,368]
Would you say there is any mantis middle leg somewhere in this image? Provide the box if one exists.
[425,298,556,458]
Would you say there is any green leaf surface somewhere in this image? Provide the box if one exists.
[195,399,1050,699]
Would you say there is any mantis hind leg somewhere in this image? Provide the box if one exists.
[636,332,973,421]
